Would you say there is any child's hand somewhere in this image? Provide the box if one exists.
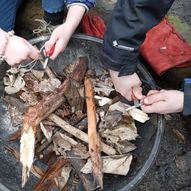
[45,5,86,60]
[110,70,143,101]
[5,35,39,66]
[44,23,72,60]
[142,90,184,114]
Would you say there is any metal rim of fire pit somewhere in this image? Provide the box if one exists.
[29,34,164,191]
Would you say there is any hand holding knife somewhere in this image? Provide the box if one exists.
[43,44,55,69]
[126,88,143,111]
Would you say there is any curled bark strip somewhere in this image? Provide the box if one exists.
[84,77,103,189]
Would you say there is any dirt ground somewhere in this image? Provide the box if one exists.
[1,0,191,191]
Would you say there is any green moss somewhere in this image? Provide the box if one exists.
[168,15,191,45]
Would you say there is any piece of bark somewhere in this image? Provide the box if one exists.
[35,158,68,191]
[20,57,88,187]
[71,57,89,82]
[48,114,116,156]
[84,77,103,189]
[66,150,101,191]
[64,82,84,112]
[64,57,88,112]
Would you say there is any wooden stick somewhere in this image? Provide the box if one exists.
[84,77,103,189]
[48,114,116,155]
[20,57,88,187]
[35,158,68,191]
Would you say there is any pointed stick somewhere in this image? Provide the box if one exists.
[84,77,103,189]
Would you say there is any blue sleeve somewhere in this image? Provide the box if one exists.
[183,78,191,116]
[66,0,95,9]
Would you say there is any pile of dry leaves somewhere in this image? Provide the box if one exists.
[3,56,149,191]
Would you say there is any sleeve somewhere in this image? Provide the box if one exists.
[183,78,191,116]
[66,0,95,11]
[101,0,174,77]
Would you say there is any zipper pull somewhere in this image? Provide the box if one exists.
[112,40,134,51]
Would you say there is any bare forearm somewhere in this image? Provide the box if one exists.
[64,5,86,33]
[0,28,7,55]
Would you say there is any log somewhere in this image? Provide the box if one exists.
[84,77,103,189]
[20,57,88,187]
[48,114,116,155]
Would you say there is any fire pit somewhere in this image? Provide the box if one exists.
[0,34,164,191]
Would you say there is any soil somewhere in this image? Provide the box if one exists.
[1,0,191,190]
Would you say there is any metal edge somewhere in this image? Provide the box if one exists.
[0,183,11,191]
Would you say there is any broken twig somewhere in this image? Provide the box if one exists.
[48,114,116,156]
[84,77,103,189]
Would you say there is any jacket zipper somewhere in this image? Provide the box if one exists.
[112,40,134,51]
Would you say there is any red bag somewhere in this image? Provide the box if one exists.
[140,17,191,76]
[81,13,106,39]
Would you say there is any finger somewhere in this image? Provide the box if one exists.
[141,101,165,114]
[132,86,143,100]
[122,90,133,101]
[143,92,165,105]
[50,40,65,60]
[45,34,58,53]
[28,44,40,60]
[147,90,160,96]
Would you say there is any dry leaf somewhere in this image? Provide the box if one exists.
[99,110,122,129]
[34,78,61,93]
[31,69,45,81]
[81,155,133,176]
[20,91,39,106]
[4,75,25,94]
[129,108,150,123]
[94,83,114,96]
[54,165,72,189]
[53,132,89,159]
[8,105,23,127]
[94,95,111,106]
[101,123,138,142]
[115,140,136,154]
